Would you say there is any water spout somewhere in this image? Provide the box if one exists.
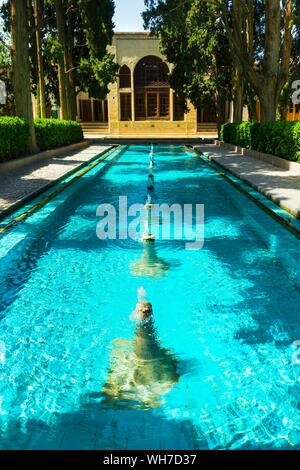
[102,285,179,409]
[145,194,153,209]
[138,286,147,303]
[135,287,153,321]
[149,144,155,168]
[142,196,155,241]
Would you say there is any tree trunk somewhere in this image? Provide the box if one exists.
[233,65,244,122]
[277,80,291,121]
[54,0,70,120]
[222,0,292,124]
[257,84,278,122]
[11,0,38,153]
[215,91,226,138]
[66,4,77,120]
[34,0,46,118]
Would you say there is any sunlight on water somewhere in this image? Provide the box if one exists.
[0,145,299,450]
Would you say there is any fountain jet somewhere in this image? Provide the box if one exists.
[135,286,153,320]
[145,194,153,209]
[101,286,179,409]
[149,144,155,169]
[142,195,156,241]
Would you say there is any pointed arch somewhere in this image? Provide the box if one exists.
[119,65,131,88]
[134,56,169,88]
[134,56,170,120]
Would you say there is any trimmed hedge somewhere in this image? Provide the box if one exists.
[0,117,84,163]
[221,121,300,162]
[34,118,83,151]
[0,117,29,162]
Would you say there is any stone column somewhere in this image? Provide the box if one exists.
[91,99,95,122]
[131,68,135,121]
[185,100,197,134]
[170,89,174,121]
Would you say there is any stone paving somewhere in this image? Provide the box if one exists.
[198,144,300,219]
[0,144,111,215]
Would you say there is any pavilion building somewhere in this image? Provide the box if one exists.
[76,33,219,138]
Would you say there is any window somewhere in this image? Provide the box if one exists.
[134,56,169,88]
[120,93,132,121]
[134,56,170,120]
[119,65,131,88]
[160,92,170,118]
[135,93,146,119]
[147,93,158,117]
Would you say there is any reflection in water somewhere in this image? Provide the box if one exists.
[131,241,170,278]
[102,299,179,409]
[147,173,154,190]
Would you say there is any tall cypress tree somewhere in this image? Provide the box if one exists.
[10,0,37,152]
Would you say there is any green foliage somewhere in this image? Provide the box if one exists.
[78,53,118,100]
[143,0,232,118]
[0,0,117,109]
[34,118,83,150]
[278,67,300,119]
[0,117,29,162]
[0,117,83,162]
[0,9,12,115]
[0,33,10,75]
[79,0,115,59]
[220,122,261,150]
[40,35,62,104]
[76,0,118,99]
[221,121,300,162]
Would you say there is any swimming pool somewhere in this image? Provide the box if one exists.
[0,144,300,450]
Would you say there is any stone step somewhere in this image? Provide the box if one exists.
[197,123,218,131]
[82,130,109,135]
[80,122,109,128]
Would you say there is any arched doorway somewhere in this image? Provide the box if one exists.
[134,56,170,120]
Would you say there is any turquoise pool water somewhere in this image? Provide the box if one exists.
[0,145,300,450]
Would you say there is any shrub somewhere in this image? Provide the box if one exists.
[221,121,300,162]
[292,123,300,162]
[0,116,29,162]
[34,119,83,151]
[221,121,261,150]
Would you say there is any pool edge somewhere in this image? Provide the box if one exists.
[0,145,127,236]
[188,146,300,240]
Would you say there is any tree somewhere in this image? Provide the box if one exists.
[143,0,233,128]
[219,0,293,122]
[144,0,295,123]
[75,0,119,101]
[278,0,300,119]
[34,0,46,118]
[1,0,118,122]
[0,24,10,79]
[52,0,118,119]
[10,0,37,152]
[54,0,70,119]
[0,5,12,115]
